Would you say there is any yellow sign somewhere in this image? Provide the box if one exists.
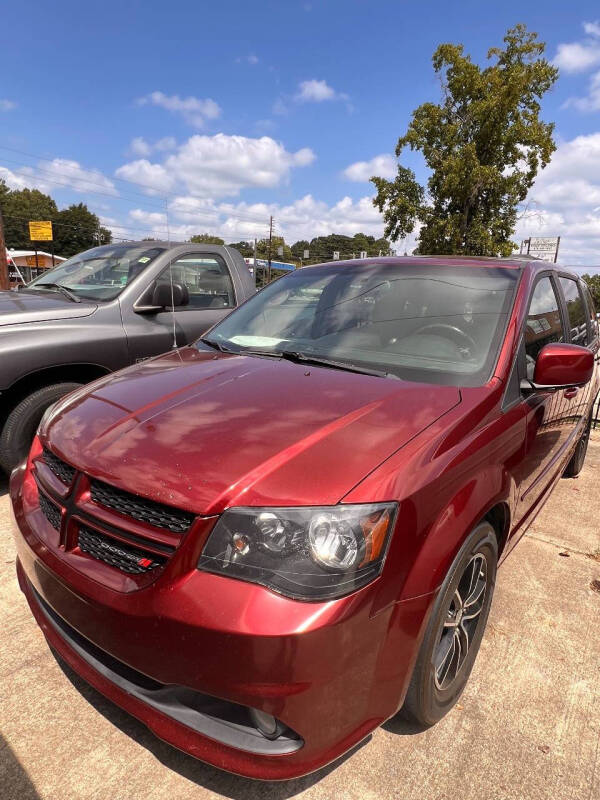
[29,220,53,241]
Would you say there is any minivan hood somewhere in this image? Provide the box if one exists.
[44,348,461,514]
[0,289,97,326]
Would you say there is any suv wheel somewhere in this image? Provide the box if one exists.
[563,411,592,478]
[401,521,498,727]
[0,383,81,474]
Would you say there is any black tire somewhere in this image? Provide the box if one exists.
[401,521,498,727]
[563,411,592,478]
[0,383,81,474]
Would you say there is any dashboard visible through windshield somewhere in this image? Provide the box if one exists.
[26,244,166,301]
[202,262,519,386]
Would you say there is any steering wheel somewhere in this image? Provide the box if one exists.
[412,323,477,359]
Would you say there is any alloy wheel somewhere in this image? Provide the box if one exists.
[433,553,488,691]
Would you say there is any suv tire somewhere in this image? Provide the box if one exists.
[563,411,592,478]
[0,382,81,474]
[401,521,498,727]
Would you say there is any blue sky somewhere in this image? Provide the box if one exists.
[2,0,600,266]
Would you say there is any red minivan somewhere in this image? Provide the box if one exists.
[10,257,599,779]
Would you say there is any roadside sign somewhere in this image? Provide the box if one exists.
[333,251,340,260]
[359,250,367,259]
[29,220,53,241]
[277,245,284,257]
[526,236,560,263]
[303,249,309,259]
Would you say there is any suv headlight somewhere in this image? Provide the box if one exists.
[197,503,397,601]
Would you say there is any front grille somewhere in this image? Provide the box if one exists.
[43,448,76,485]
[78,526,165,574]
[39,493,61,530]
[90,479,194,534]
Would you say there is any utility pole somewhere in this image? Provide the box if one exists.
[253,237,258,287]
[267,215,273,284]
[0,208,9,290]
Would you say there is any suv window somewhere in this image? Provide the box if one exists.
[525,277,564,380]
[158,254,235,309]
[581,282,599,341]
[560,277,589,347]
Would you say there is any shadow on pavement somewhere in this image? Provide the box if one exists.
[0,734,41,800]
[52,651,369,799]
[0,476,8,499]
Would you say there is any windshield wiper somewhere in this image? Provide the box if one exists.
[237,347,398,379]
[30,283,81,303]
[198,337,237,353]
[280,351,399,379]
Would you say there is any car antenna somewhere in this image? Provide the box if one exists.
[168,260,177,349]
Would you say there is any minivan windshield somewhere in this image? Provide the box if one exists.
[201,262,519,386]
[26,244,166,301]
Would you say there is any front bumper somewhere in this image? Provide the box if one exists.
[10,463,433,779]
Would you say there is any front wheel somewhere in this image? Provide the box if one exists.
[563,411,592,478]
[401,522,498,727]
[0,382,81,474]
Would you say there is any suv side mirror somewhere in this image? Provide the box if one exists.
[528,342,593,390]
[151,282,190,309]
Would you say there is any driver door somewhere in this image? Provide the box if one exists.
[122,252,237,363]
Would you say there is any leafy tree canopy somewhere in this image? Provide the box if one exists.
[189,233,225,245]
[371,24,559,257]
[0,181,111,257]
[582,274,600,311]
[53,203,112,258]
[226,240,253,257]
[296,233,392,263]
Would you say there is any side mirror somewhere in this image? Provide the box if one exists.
[528,343,594,390]
[151,282,190,309]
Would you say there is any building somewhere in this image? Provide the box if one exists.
[7,249,67,286]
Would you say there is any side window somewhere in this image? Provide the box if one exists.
[582,282,599,342]
[524,277,564,380]
[158,254,235,309]
[559,277,589,347]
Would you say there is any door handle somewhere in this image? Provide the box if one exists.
[564,387,579,399]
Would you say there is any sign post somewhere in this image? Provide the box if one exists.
[525,236,560,263]
[28,221,53,272]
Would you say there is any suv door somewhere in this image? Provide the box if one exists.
[558,276,594,429]
[514,274,575,525]
[123,252,237,362]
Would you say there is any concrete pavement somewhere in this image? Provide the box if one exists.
[1,437,599,800]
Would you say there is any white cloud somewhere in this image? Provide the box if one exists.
[517,132,600,264]
[296,79,337,102]
[0,99,16,111]
[554,41,600,73]
[236,54,259,65]
[116,133,316,198]
[40,158,118,195]
[343,154,397,182]
[130,136,177,156]
[125,193,385,245]
[564,69,600,111]
[1,159,117,197]
[115,159,176,195]
[137,91,221,127]
[583,21,600,38]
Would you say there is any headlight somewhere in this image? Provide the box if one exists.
[197,503,397,601]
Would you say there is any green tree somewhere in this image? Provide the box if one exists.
[53,203,112,258]
[189,233,225,245]
[582,274,600,311]
[227,240,253,257]
[372,24,558,256]
[290,239,310,259]
[256,236,293,263]
[0,185,58,249]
